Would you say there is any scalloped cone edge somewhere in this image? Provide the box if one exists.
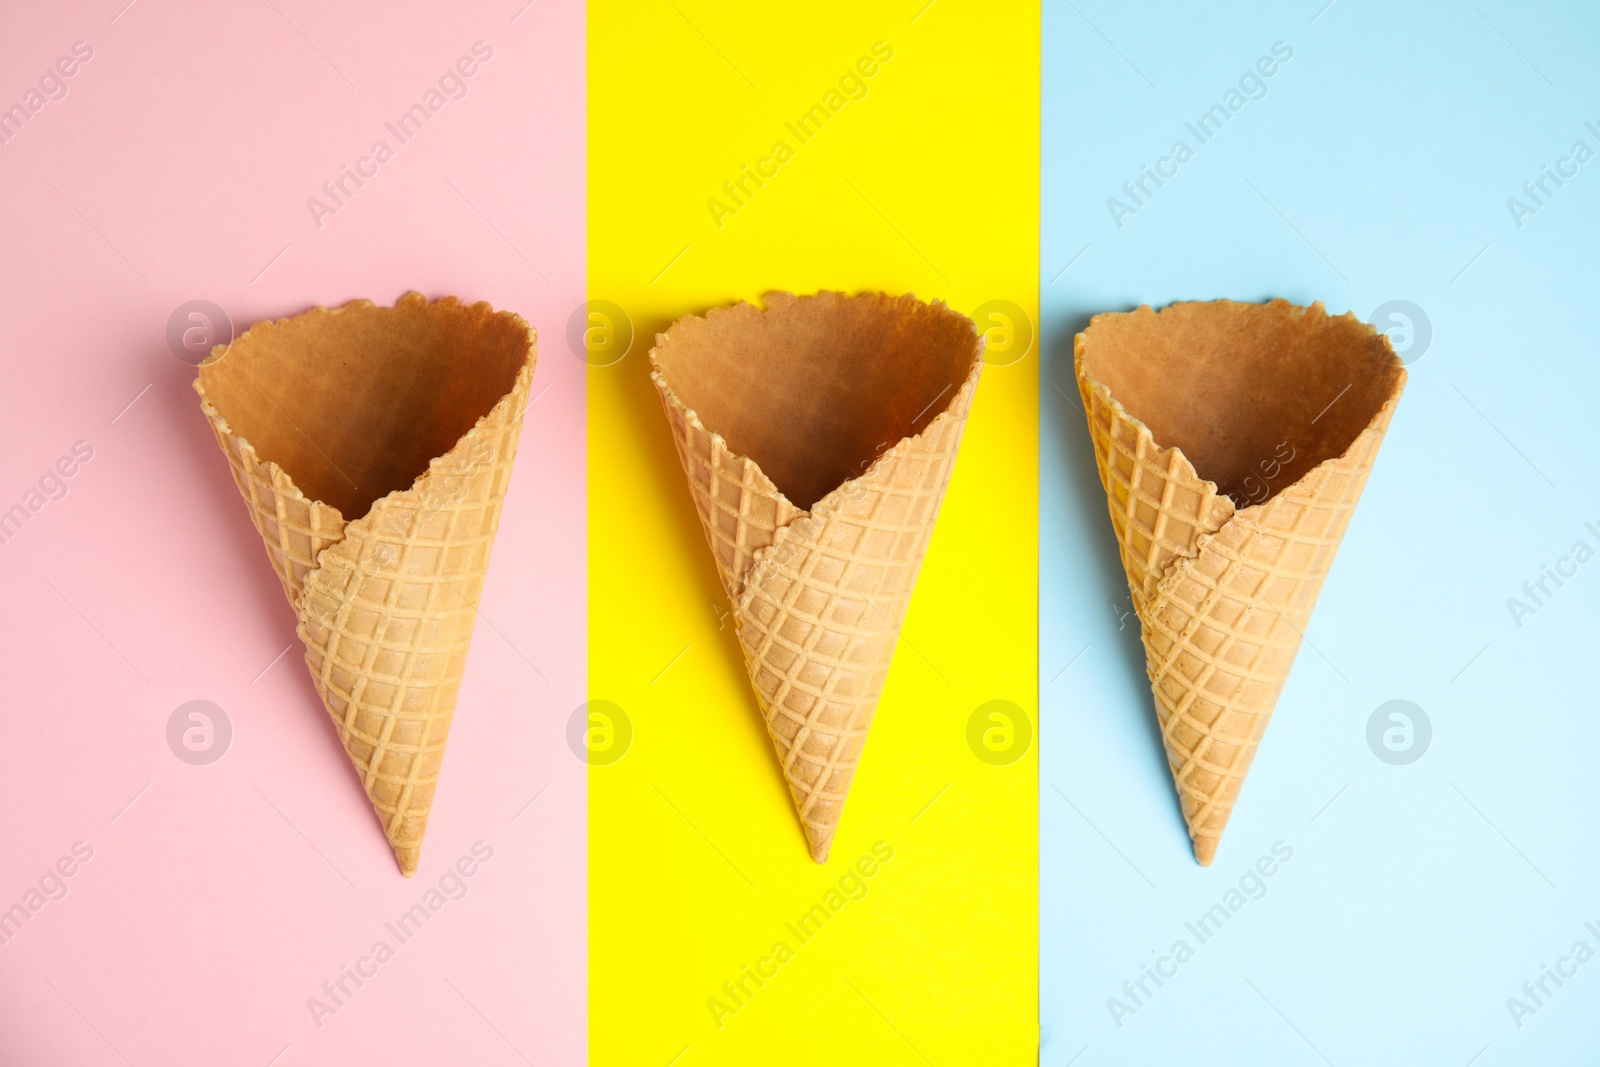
[195,293,535,876]
[1075,300,1405,865]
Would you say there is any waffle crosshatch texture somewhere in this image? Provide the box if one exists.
[651,292,983,861]
[196,294,536,876]
[1075,299,1406,864]
[0,2,587,1061]
[588,1,1038,1057]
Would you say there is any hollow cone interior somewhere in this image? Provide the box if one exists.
[651,291,982,862]
[1075,299,1405,865]
[195,292,536,875]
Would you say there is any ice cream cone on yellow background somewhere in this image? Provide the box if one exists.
[1075,299,1406,865]
[588,2,1038,1062]
[195,292,535,876]
[650,291,985,862]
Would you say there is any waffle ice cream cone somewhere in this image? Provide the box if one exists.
[651,291,983,862]
[195,292,535,876]
[1075,299,1405,865]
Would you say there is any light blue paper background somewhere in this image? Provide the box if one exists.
[1040,1,1600,1063]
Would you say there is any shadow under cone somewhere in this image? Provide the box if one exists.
[195,293,535,876]
[1075,299,1405,865]
[651,291,982,862]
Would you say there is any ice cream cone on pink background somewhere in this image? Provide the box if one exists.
[0,2,585,1063]
[195,294,538,877]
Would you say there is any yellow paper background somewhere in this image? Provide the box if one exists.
[589,3,1038,1062]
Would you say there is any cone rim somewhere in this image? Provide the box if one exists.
[1074,298,1407,525]
[648,290,984,525]
[193,291,537,536]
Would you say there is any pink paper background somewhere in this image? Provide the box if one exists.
[0,1,585,1064]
